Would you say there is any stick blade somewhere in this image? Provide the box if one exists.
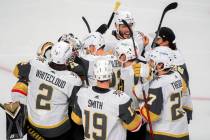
[165,2,178,12]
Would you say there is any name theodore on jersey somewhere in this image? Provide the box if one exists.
[36,70,66,88]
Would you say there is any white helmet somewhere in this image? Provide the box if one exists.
[149,47,174,70]
[83,32,105,51]
[94,58,113,81]
[58,33,82,51]
[115,39,137,62]
[114,10,135,25]
[50,41,72,64]
[37,41,54,59]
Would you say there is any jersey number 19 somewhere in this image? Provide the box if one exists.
[84,110,107,140]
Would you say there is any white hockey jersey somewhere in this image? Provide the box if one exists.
[144,47,193,114]
[140,71,189,138]
[13,58,82,137]
[71,86,141,140]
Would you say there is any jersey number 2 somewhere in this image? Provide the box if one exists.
[36,83,53,110]
[170,92,184,120]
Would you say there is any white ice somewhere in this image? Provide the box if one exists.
[0,0,210,139]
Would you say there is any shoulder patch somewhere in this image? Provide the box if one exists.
[113,90,124,97]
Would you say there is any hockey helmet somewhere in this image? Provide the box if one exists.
[115,39,137,62]
[114,10,135,25]
[50,41,72,64]
[94,58,113,81]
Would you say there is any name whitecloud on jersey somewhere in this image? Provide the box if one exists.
[36,69,66,89]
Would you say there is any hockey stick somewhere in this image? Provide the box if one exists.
[82,16,91,33]
[122,19,154,140]
[107,0,121,28]
[95,0,120,34]
[122,20,138,58]
[151,2,178,48]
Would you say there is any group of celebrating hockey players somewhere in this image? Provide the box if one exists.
[2,9,193,140]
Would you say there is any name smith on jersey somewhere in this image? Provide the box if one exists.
[88,99,103,110]
[36,70,66,88]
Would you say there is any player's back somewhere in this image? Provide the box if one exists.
[148,71,189,137]
[76,86,131,140]
[27,58,81,135]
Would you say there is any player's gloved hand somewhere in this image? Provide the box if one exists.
[133,63,141,78]
[3,101,21,118]
[96,24,108,34]
[133,63,141,85]
[183,108,192,124]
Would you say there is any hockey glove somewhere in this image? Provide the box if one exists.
[96,24,108,34]
[2,102,27,139]
[133,63,141,77]
[183,108,192,124]
[3,101,21,118]
[132,63,141,85]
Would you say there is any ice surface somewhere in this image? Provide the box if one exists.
[0,0,210,139]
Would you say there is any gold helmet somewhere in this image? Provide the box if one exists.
[37,41,54,58]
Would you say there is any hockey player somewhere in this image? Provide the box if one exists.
[114,39,152,109]
[114,39,152,140]
[152,27,193,124]
[140,47,190,140]
[103,10,150,57]
[11,41,83,139]
[71,58,143,140]
[74,31,120,86]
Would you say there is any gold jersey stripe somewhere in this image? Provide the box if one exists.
[182,79,187,93]
[71,111,82,125]
[140,107,160,122]
[28,116,68,129]
[182,106,193,111]
[122,114,141,131]
[149,130,189,138]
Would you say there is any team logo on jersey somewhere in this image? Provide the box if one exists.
[113,90,123,97]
